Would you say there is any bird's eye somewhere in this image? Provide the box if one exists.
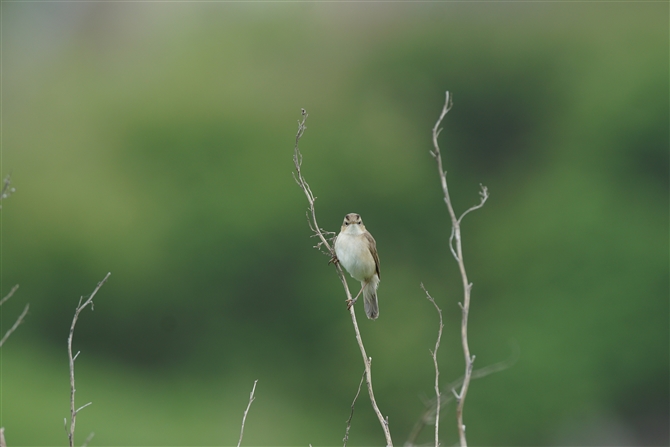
[344,222,349,225]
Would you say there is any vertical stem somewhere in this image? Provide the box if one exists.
[422,285,444,447]
[67,272,111,447]
[431,92,487,447]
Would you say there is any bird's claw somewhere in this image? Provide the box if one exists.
[346,297,357,310]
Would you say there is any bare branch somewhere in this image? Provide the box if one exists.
[0,303,29,348]
[67,272,111,447]
[76,402,93,414]
[0,427,6,447]
[293,110,333,257]
[0,285,30,348]
[430,91,488,447]
[237,379,258,447]
[293,110,393,446]
[0,284,19,307]
[421,284,444,447]
[343,369,366,447]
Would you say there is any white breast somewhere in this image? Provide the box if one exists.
[335,232,375,282]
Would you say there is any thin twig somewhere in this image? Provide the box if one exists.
[67,272,111,447]
[457,185,489,226]
[76,402,93,414]
[0,284,19,307]
[430,91,489,447]
[0,285,29,348]
[405,344,519,446]
[421,284,443,447]
[237,379,258,447]
[293,109,393,446]
[0,303,29,348]
[0,287,28,343]
[343,369,366,447]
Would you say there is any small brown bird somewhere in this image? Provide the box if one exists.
[334,213,380,319]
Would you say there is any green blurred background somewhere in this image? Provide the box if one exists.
[1,2,667,446]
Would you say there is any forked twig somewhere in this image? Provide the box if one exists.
[405,344,519,446]
[237,379,258,447]
[66,272,111,447]
[293,109,393,446]
[430,91,489,447]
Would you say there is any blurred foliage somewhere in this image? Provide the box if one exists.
[1,3,667,446]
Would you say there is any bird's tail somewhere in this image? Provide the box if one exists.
[363,275,380,320]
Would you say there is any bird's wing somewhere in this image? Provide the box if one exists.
[364,231,380,279]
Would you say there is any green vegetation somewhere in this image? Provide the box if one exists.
[1,3,667,446]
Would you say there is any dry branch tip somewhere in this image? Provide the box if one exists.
[237,379,258,447]
[0,284,19,307]
[0,303,30,348]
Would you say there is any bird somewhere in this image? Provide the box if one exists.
[334,213,380,320]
